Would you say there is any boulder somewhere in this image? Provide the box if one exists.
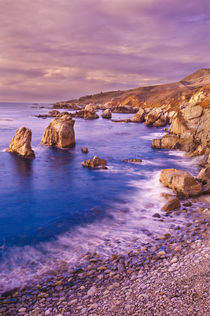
[82,156,107,169]
[41,115,75,148]
[161,197,181,212]
[197,166,210,183]
[112,106,138,113]
[131,108,145,122]
[160,169,202,197]
[152,135,180,149]
[84,110,99,120]
[84,104,96,112]
[8,127,35,158]
[81,147,88,153]
[101,109,112,119]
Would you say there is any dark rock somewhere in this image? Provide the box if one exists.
[82,156,107,169]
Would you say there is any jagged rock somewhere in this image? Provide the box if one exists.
[152,135,180,149]
[153,114,168,127]
[123,159,142,163]
[81,147,88,153]
[131,108,145,122]
[161,197,181,212]
[41,115,75,148]
[101,109,112,119]
[197,166,210,183]
[82,156,107,169]
[145,108,163,126]
[160,169,202,197]
[8,127,35,158]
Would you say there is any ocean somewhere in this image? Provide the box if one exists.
[0,102,200,293]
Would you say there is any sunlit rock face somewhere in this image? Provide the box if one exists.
[41,115,75,148]
[8,127,35,158]
[160,169,202,198]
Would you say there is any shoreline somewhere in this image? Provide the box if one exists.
[0,195,209,315]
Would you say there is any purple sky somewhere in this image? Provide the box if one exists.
[0,0,209,102]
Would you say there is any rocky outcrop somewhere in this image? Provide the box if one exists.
[8,127,35,158]
[131,108,145,122]
[82,156,107,169]
[41,115,75,148]
[160,169,202,198]
[161,197,181,212]
[170,87,209,154]
[101,109,112,119]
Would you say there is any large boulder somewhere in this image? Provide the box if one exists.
[160,169,202,197]
[101,109,112,119]
[82,156,107,169]
[131,108,145,122]
[8,127,35,158]
[41,115,75,148]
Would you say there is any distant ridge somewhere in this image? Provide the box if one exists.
[182,68,210,81]
[56,68,210,109]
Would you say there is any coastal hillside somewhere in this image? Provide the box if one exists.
[54,68,210,110]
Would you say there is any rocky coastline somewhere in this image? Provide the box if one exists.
[1,68,209,315]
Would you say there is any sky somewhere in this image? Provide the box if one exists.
[0,0,209,102]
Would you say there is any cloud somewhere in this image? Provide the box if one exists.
[0,0,209,101]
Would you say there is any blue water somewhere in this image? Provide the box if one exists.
[0,103,200,291]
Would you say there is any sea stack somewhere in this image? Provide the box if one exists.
[41,114,75,148]
[8,127,35,158]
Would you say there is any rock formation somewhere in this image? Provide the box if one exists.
[160,169,202,198]
[101,109,112,119]
[153,85,210,155]
[8,127,35,158]
[82,156,107,169]
[41,115,75,148]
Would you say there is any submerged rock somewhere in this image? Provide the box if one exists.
[81,147,89,153]
[41,115,75,148]
[8,127,35,158]
[160,169,202,197]
[82,156,107,169]
[101,109,112,119]
[123,159,142,163]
